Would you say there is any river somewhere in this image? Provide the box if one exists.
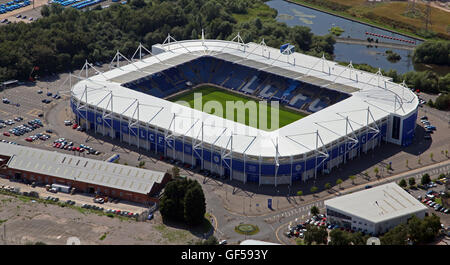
[266,0,426,74]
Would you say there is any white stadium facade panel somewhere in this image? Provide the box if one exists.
[70,36,419,186]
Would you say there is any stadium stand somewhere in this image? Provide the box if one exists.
[122,56,349,113]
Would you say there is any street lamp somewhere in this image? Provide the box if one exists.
[277,190,279,210]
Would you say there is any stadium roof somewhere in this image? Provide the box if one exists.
[0,142,166,195]
[324,183,428,223]
[71,38,418,159]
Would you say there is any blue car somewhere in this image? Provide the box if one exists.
[425,125,436,130]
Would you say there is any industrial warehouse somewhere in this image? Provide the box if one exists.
[70,36,419,186]
[324,183,428,235]
[0,142,171,204]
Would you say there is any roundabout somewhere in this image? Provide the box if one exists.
[235,224,260,236]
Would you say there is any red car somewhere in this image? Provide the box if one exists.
[72,123,78,129]
[3,132,10,136]
[25,137,33,142]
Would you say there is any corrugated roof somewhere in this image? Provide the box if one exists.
[0,142,166,195]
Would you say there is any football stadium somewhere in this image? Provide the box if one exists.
[70,34,419,186]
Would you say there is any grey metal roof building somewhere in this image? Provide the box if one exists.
[0,142,167,196]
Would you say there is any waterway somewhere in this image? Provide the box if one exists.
[266,0,428,74]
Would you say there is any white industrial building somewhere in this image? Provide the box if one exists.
[324,182,428,235]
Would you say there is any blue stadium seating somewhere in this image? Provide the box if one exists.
[123,56,349,113]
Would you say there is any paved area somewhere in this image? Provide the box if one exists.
[1,0,128,26]
[0,177,148,213]
[0,0,47,23]
[0,193,200,245]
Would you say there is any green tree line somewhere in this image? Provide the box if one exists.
[413,40,450,66]
[338,62,450,95]
[0,0,336,83]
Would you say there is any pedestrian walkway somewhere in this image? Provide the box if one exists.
[264,201,325,223]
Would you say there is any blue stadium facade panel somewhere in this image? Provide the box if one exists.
[70,38,418,186]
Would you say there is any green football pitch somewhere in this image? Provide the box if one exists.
[168,86,307,131]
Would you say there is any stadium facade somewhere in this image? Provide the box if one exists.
[70,35,419,186]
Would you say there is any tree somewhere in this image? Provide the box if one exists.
[160,178,206,226]
[131,0,146,9]
[172,166,180,178]
[304,226,328,245]
[184,184,206,226]
[364,171,369,180]
[399,179,407,188]
[296,190,303,197]
[349,175,356,185]
[310,186,318,195]
[413,40,450,66]
[329,229,351,245]
[406,159,409,168]
[336,178,343,188]
[310,206,319,216]
[380,224,408,245]
[160,179,188,221]
[350,232,367,245]
[421,173,431,185]
[374,167,379,177]
[430,152,434,161]
[408,177,416,187]
[197,235,219,245]
[324,182,331,190]
[40,5,50,17]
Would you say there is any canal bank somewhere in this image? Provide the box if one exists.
[267,0,425,74]
[283,0,425,42]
